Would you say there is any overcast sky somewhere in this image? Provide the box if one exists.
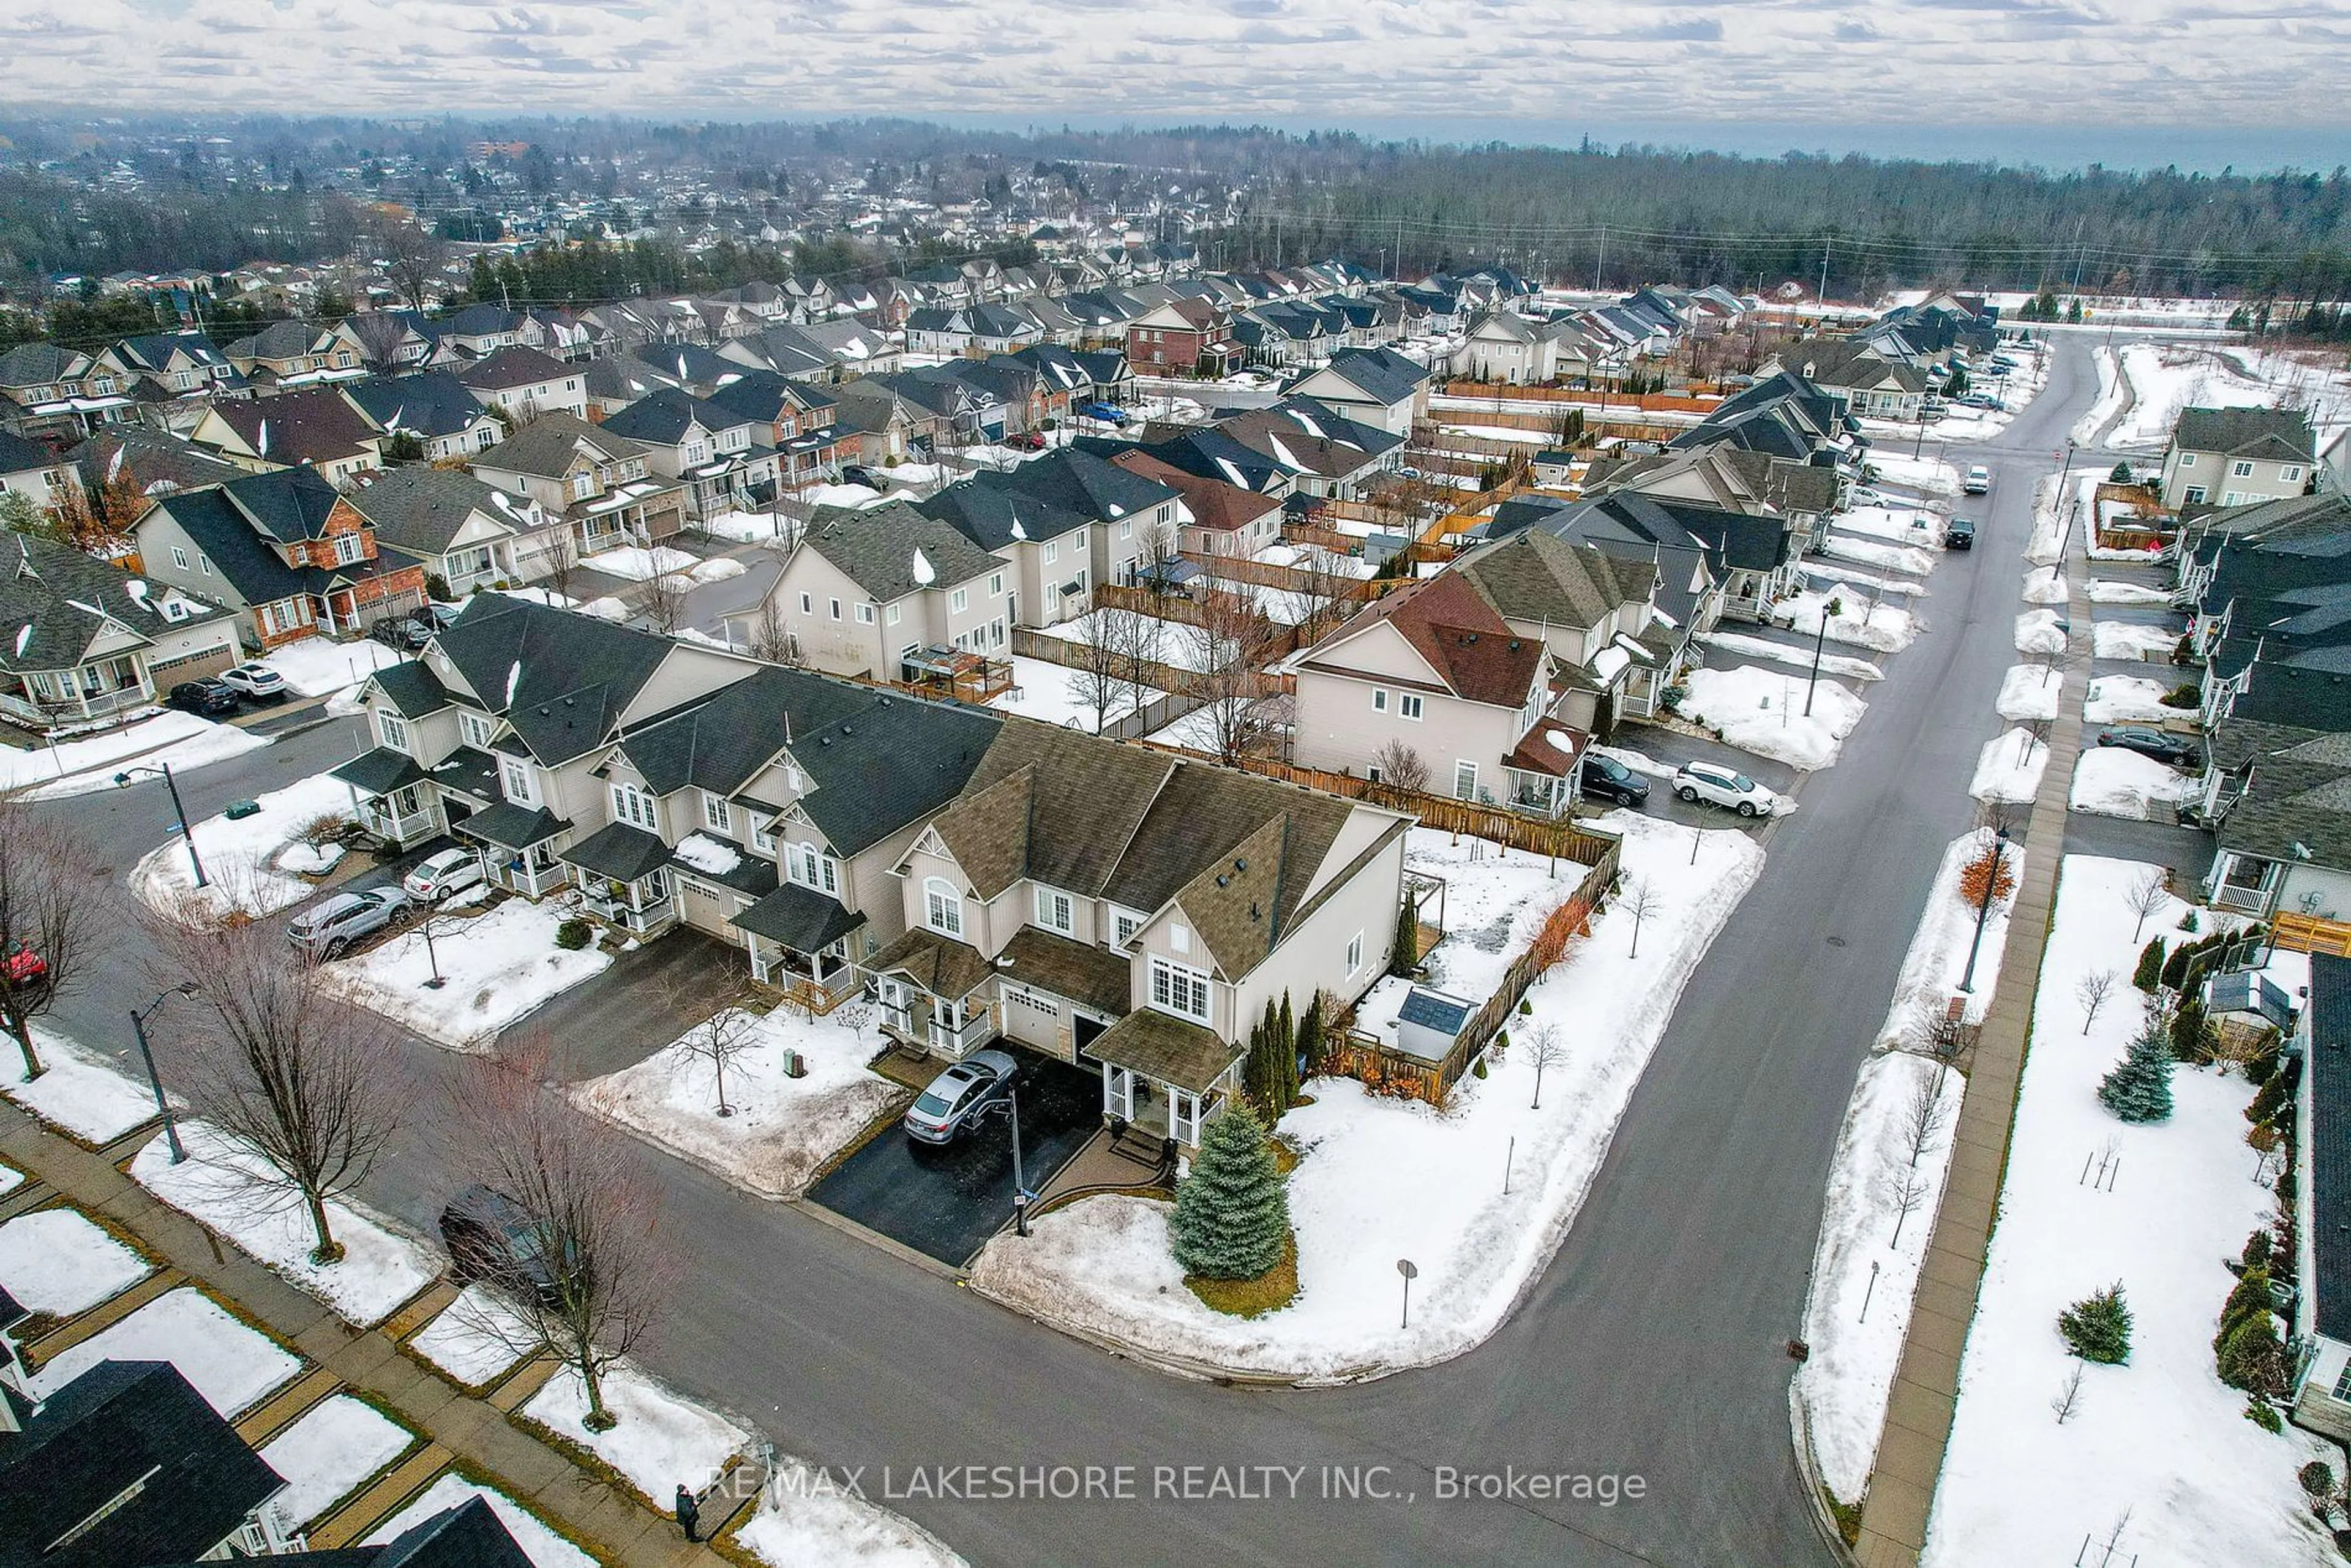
[7,0,2349,171]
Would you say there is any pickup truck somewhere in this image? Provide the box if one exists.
[1944,517,1977,549]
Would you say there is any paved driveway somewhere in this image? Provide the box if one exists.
[498,926,753,1081]
[810,1050,1101,1266]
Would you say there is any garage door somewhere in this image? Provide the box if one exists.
[146,643,238,686]
[677,876,734,937]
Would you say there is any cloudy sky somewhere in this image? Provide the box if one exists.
[7,0,2349,168]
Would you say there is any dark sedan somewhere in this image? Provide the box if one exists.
[2096,726,2200,767]
[1578,753,1651,808]
[165,678,240,716]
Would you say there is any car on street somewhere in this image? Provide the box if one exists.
[440,1184,564,1303]
[903,1048,1019,1145]
[1963,465,1992,494]
[402,847,486,903]
[1578,753,1651,807]
[165,678,240,716]
[1944,517,1977,549]
[2096,726,2201,767]
[3,940,48,991]
[1672,760,1775,818]
[286,886,408,956]
[216,663,288,702]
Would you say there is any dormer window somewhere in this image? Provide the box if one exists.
[332,534,366,566]
[1034,887,1074,934]
[924,877,963,936]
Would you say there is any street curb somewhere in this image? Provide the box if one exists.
[789,1192,967,1284]
[1788,1381,1865,1568]
[956,1275,1320,1388]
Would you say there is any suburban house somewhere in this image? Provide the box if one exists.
[703,373,855,492]
[1461,309,1559,384]
[0,342,134,440]
[0,429,76,506]
[1497,488,1802,624]
[1586,441,1843,553]
[1216,399,1407,501]
[348,467,566,594]
[2158,407,2319,510]
[966,447,1177,591]
[906,304,1045,358]
[133,465,429,647]
[343,309,449,373]
[340,372,503,462]
[457,345,590,424]
[471,413,688,555]
[1126,298,1237,377]
[187,386,385,487]
[757,501,1011,681]
[2293,956,2351,1440]
[597,388,782,521]
[1769,340,1927,421]
[220,319,366,388]
[65,428,244,503]
[0,529,241,731]
[2194,722,2351,923]
[1108,449,1284,559]
[916,482,1099,631]
[2180,492,2351,735]
[94,331,245,412]
[1450,528,1671,724]
[1280,347,1432,436]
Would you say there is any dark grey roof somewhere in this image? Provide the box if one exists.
[984,446,1180,527]
[454,801,570,851]
[1499,490,1790,576]
[2172,405,2314,462]
[456,345,572,391]
[1289,345,1428,405]
[362,1496,539,1568]
[1398,987,1474,1036]
[793,694,1003,856]
[67,429,244,495]
[473,413,648,481]
[582,356,683,405]
[2213,731,2351,872]
[617,665,867,797]
[342,372,490,441]
[351,468,527,558]
[598,386,746,446]
[369,658,451,718]
[560,820,673,883]
[0,429,60,475]
[729,883,865,956]
[670,835,779,897]
[0,530,233,672]
[918,482,1092,552]
[800,501,1004,602]
[2312,955,2351,1341]
[432,596,689,767]
[331,747,430,795]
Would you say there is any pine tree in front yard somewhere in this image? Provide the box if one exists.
[2058,1283,2133,1364]
[2132,937,2167,992]
[2098,1005,2175,1123]
[1171,1105,1291,1281]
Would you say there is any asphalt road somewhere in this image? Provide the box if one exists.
[28,339,2123,1568]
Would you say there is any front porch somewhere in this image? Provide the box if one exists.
[0,654,151,733]
[733,882,867,1010]
[331,749,443,850]
[1088,1007,1246,1150]
[558,820,679,937]
[863,927,1001,1059]
[1504,719,1588,817]
[455,801,573,899]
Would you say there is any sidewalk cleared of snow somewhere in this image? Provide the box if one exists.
[2071,748,2196,820]
[0,1208,152,1315]
[969,811,1763,1381]
[316,896,612,1051]
[129,769,356,923]
[0,709,268,800]
[1678,664,1866,770]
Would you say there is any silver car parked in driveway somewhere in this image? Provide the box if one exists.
[1672,760,1775,818]
[287,887,409,956]
[902,1049,1019,1144]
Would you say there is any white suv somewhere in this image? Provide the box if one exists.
[1672,760,1774,818]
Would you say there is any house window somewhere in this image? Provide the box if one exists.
[887,603,902,626]
[332,532,364,563]
[1372,689,1388,713]
[2177,452,2197,467]
[1149,957,1212,1022]
[924,876,963,936]
[751,817,776,855]
[1400,693,1424,720]
[791,842,839,895]
[2184,486,2207,505]
[2282,467,2304,484]
[460,711,495,749]
[611,783,658,831]
[198,555,212,576]
[1044,540,1059,565]
[170,544,189,571]
[989,572,1004,597]
[2232,460,2255,478]
[829,598,842,621]
[856,602,875,624]
[1453,760,1479,800]
[1035,887,1074,934]
[1347,931,1365,973]
[799,591,813,614]
[1114,912,1141,948]
[703,792,733,833]
[375,711,408,749]
[951,588,969,613]
[501,757,536,804]
[2334,1357,2351,1403]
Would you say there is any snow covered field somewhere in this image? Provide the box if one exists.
[1970,727,2050,804]
[2093,621,2179,661]
[577,1005,906,1198]
[969,812,1763,1380]
[697,509,790,542]
[366,1474,595,1568]
[1865,452,1961,496]
[1996,665,2061,722]
[2082,675,2178,726]
[133,1123,436,1326]
[0,1208,151,1315]
[1923,857,2336,1567]
[2071,748,2196,820]
[524,1360,748,1500]
[1678,664,1867,771]
[580,545,696,582]
[407,1283,537,1387]
[2107,343,2280,451]
[260,1395,416,1529]
[0,709,268,800]
[317,895,612,1051]
[31,1286,298,1416]
[1780,585,1920,653]
[738,1482,970,1568]
[989,656,1163,733]
[129,769,356,923]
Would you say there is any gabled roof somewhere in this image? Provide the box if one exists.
[472,413,648,481]
[2172,405,2315,463]
[618,664,866,797]
[202,387,380,467]
[1307,571,1542,708]
[456,345,572,391]
[790,692,1002,857]
[67,430,243,497]
[798,500,1003,603]
[430,595,694,765]
[362,1496,539,1568]
[1455,528,1655,632]
[597,386,741,446]
[582,355,684,406]
[342,372,490,441]
[981,446,1180,528]
[918,481,1092,552]
[1,529,232,670]
[348,467,531,557]
[1286,345,1429,406]
[1107,450,1280,534]
[0,340,90,390]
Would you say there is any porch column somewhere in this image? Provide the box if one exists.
[1103,1065,1134,1120]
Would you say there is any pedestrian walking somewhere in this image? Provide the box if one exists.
[675,1483,702,1543]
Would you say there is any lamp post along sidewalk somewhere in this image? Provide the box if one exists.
[130,983,200,1163]
[113,762,208,888]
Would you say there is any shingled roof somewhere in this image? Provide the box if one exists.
[1456,528,1655,632]
[430,593,702,766]
[2172,405,2314,462]
[1308,571,1544,708]
[1,530,231,672]
[800,500,1003,602]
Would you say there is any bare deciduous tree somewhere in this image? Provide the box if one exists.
[1900,1061,1953,1173]
[539,523,582,608]
[1136,518,1182,600]
[362,208,451,315]
[1524,1021,1565,1109]
[744,590,795,665]
[1618,876,1664,961]
[1117,607,1164,722]
[644,569,691,636]
[2077,969,2119,1035]
[449,1043,678,1432]
[151,915,404,1263]
[1184,593,1272,765]
[669,987,759,1117]
[2050,1363,2085,1424]
[1069,612,1129,734]
[1370,738,1430,794]
[0,797,110,1079]
[1886,1165,1930,1248]
[2125,869,2169,943]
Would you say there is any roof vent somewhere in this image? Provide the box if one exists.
[1215,874,1230,888]
[1234,858,1247,872]
[1250,901,1262,921]
[1465,632,1479,644]
[1509,639,1521,651]
[537,706,550,716]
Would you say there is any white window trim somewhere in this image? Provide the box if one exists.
[375,710,408,749]
[501,757,536,805]
[1400,692,1425,721]
[703,791,733,833]
[612,782,658,831]
[1371,689,1387,713]
[1346,930,1365,973]
[1034,885,1074,934]
[1149,956,1212,1022]
[951,587,969,613]
[924,876,963,936]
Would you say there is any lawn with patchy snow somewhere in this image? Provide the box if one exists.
[523,1360,748,1501]
[2014,609,2066,655]
[2083,675,2181,726]
[1995,665,2061,722]
[1780,585,1919,653]
[1678,664,1867,771]
[129,769,357,923]
[30,1286,298,1416]
[259,1394,416,1528]
[1922,857,2336,1567]
[577,1005,906,1198]
[988,656,1164,734]
[581,544,696,582]
[2071,748,2195,820]
[133,1123,436,1326]
[969,811,1763,1379]
[0,709,268,800]
[366,1474,595,1568]
[0,1209,152,1315]
[316,895,612,1051]
[1970,727,2051,804]
[2,1022,163,1144]
[408,1283,538,1387]
[2093,620,2180,661]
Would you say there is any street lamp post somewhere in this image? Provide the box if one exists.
[1805,596,1843,717]
[1007,1086,1030,1237]
[130,982,200,1163]
[1957,829,2011,996]
[113,762,207,888]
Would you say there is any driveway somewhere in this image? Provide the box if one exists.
[497,926,752,1081]
[810,1050,1101,1266]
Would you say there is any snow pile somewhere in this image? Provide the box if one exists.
[580,545,696,582]
[1877,828,2023,1046]
[1678,664,1867,771]
[129,770,358,923]
[0,710,269,800]
[1923,857,2338,1568]
[366,1474,594,1568]
[1703,629,1883,682]
[991,656,1163,732]
[1780,586,1918,653]
[738,1483,970,1568]
[2088,579,2172,606]
[259,1395,416,1528]
[134,1124,437,1326]
[577,1006,904,1198]
[698,510,784,542]
[1996,665,2061,722]
[276,840,345,877]
[1970,727,2051,805]
[2,1022,165,1144]
[257,636,403,699]
[1823,535,1937,579]
[408,1284,538,1387]
[672,833,743,875]
[969,812,1764,1379]
[2021,568,2069,607]
[578,595,629,621]
[2083,675,2179,726]
[523,1360,748,1499]
[2014,609,2066,655]
[2093,621,2180,661]
[688,557,748,584]
[30,1286,299,1416]
[318,896,612,1051]
[2071,748,2196,820]
[0,1209,152,1315]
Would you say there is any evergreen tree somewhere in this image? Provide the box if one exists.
[2098,1007,2175,1123]
[2058,1283,2133,1364]
[2169,996,2216,1062]
[2160,940,2194,991]
[1275,992,1298,1108]
[2246,1074,2290,1128]
[2215,1267,2273,1359]
[1170,1105,1291,1280]
[1392,893,1419,977]
[1296,992,1323,1079]
[2132,937,2167,992]
[2218,1313,2284,1394]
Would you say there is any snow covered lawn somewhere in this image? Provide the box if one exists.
[2014,609,2066,655]
[988,656,1164,734]
[1873,828,2023,1046]
[1922,857,2337,1567]
[0,709,268,800]
[258,1394,416,1528]
[1035,608,1205,671]
[968,812,1763,1379]
[2,1022,162,1144]
[580,545,695,582]
[2071,748,2195,820]
[2021,567,2069,607]
[1832,505,1942,545]
[1865,452,1961,495]
[697,509,788,542]
[738,1482,969,1568]
[2088,579,2172,606]
[523,1360,748,1501]
[1781,585,1919,653]
[2108,343,2278,452]
[1703,629,1883,681]
[1678,664,1867,771]
[258,636,404,699]
[0,1209,152,1316]
[576,1005,906,1198]
[366,1474,595,1568]
[133,1123,437,1326]
[1823,535,1937,579]
[2093,620,2180,661]
[317,895,612,1051]
[1970,727,2051,804]
[2083,675,2179,726]
[129,769,357,923]
[1996,665,2061,722]
[407,1283,538,1387]
[30,1286,298,1416]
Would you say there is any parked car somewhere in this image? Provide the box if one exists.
[286,887,408,956]
[413,604,463,636]
[1075,401,1130,426]
[1578,754,1651,808]
[839,465,884,490]
[1963,465,1992,495]
[903,1048,1019,1145]
[3,940,47,990]
[216,663,288,702]
[440,1185,564,1304]
[1010,430,1048,451]
[1944,517,1978,549]
[2096,726,2201,767]
[165,678,239,716]
[1672,760,1775,818]
[370,616,430,650]
[402,848,486,903]
[1848,486,1886,506]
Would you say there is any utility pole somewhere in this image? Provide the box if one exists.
[1594,225,1607,294]
[1818,237,1832,308]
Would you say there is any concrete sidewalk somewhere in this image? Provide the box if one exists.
[0,1103,726,1568]
[1851,535,2094,1564]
